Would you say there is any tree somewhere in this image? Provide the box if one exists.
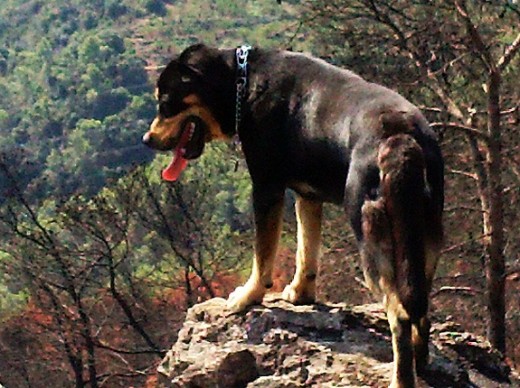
[0,146,251,385]
[302,0,520,354]
[113,153,251,307]
[0,153,166,386]
[0,155,101,387]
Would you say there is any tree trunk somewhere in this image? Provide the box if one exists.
[108,255,164,355]
[483,70,506,353]
[185,267,194,308]
[77,300,99,388]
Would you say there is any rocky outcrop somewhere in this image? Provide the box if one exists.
[157,294,518,387]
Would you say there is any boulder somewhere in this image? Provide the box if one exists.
[158,294,518,387]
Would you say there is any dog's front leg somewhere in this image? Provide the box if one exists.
[282,196,322,304]
[227,190,284,312]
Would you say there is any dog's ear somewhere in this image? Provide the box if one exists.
[179,43,214,67]
[178,61,204,81]
[180,74,192,83]
[156,57,201,92]
[178,44,231,84]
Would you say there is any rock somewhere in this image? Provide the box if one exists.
[157,294,519,387]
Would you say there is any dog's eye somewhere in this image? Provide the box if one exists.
[159,102,178,118]
[159,99,189,118]
[159,103,173,117]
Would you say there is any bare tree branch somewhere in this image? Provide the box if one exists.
[454,0,496,72]
[498,32,520,72]
[432,286,479,297]
[430,121,489,140]
[447,169,479,181]
[95,341,165,355]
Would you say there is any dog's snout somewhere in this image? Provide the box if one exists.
[142,131,171,151]
[142,132,152,146]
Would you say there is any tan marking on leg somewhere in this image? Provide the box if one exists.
[386,295,415,388]
[412,316,431,374]
[228,198,284,312]
[411,241,438,374]
[283,197,322,304]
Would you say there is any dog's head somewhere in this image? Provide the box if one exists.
[143,44,235,181]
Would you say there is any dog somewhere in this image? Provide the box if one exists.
[143,44,444,388]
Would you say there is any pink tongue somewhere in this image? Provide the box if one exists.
[161,123,193,182]
[162,150,188,182]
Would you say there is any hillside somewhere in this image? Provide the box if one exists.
[0,0,306,200]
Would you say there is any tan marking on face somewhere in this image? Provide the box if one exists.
[182,94,201,105]
[146,93,228,148]
[154,88,159,100]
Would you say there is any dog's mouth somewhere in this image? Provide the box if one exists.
[162,116,207,181]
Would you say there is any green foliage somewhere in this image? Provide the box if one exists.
[144,0,168,16]
[0,284,28,320]
[0,1,157,198]
[0,0,304,201]
[0,252,29,320]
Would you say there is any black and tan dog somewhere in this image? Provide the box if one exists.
[142,44,444,388]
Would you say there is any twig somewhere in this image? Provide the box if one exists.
[454,0,495,72]
[430,122,489,140]
[447,169,478,181]
[506,267,520,278]
[498,32,520,72]
[444,205,485,213]
[441,233,490,254]
[432,286,479,297]
[94,341,166,356]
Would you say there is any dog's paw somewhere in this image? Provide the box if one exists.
[282,281,316,305]
[227,280,265,313]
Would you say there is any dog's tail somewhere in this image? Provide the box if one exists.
[376,113,428,322]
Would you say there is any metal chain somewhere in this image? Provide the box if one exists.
[234,45,251,149]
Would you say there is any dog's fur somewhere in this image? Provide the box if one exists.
[143,44,444,388]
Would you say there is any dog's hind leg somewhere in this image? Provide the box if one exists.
[413,236,441,373]
[361,198,417,388]
[413,187,443,373]
[348,132,435,387]
[282,196,322,304]
[412,315,430,375]
[227,190,284,312]
[387,295,415,388]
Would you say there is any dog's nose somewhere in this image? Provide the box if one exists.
[142,132,152,146]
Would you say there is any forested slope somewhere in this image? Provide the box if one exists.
[0,0,304,199]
